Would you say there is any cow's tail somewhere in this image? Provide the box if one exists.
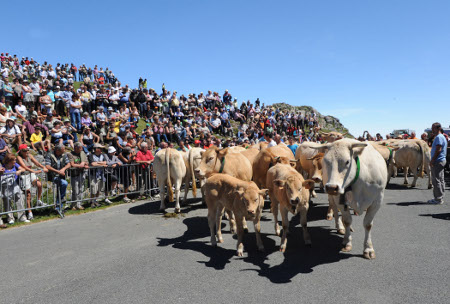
[417,142,425,178]
[166,148,174,202]
[189,149,197,197]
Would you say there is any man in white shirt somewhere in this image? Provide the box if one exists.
[264,132,277,148]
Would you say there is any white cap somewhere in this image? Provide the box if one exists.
[108,146,116,153]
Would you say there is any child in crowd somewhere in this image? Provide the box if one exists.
[30,126,50,153]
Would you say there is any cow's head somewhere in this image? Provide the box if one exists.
[274,176,315,207]
[307,152,324,183]
[194,146,228,178]
[313,140,367,195]
[235,186,268,220]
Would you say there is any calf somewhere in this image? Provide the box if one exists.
[266,163,315,252]
[203,174,268,256]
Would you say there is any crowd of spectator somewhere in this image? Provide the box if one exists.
[0,51,337,229]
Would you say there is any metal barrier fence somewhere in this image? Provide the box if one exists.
[0,170,58,224]
[0,163,159,224]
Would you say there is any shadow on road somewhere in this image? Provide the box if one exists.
[157,215,353,282]
[386,183,413,190]
[419,213,450,221]
[128,197,203,215]
[386,201,427,206]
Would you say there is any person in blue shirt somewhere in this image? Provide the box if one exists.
[287,137,298,157]
[428,122,448,204]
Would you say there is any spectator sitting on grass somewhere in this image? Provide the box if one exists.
[1,117,22,148]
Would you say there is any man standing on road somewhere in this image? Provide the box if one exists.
[428,122,447,205]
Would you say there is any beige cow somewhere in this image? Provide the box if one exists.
[240,148,260,166]
[252,145,295,189]
[320,131,347,143]
[194,146,253,181]
[389,140,431,188]
[153,148,187,213]
[203,174,268,256]
[266,163,315,252]
[294,142,326,197]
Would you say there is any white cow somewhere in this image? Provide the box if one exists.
[314,139,387,260]
[153,148,187,213]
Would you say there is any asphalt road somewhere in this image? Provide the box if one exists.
[1,176,449,304]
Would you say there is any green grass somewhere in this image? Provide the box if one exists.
[1,198,136,230]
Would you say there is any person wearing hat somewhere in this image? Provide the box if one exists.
[104,146,122,201]
[80,126,99,155]
[88,143,107,207]
[61,118,76,148]
[17,144,48,219]
[0,117,22,147]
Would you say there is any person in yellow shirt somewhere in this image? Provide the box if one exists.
[110,116,121,133]
[30,126,50,153]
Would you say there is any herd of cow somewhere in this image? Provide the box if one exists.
[152,131,433,260]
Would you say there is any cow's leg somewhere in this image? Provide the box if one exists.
[215,206,225,243]
[182,177,189,205]
[299,207,311,246]
[226,210,236,234]
[236,214,245,256]
[158,180,166,211]
[270,195,281,236]
[403,167,409,184]
[410,166,419,188]
[326,203,334,221]
[393,166,398,177]
[173,179,182,213]
[207,205,217,247]
[329,195,344,234]
[279,207,289,252]
[311,189,317,198]
[253,218,264,252]
[339,204,353,252]
[362,200,381,260]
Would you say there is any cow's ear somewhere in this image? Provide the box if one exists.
[218,147,229,158]
[302,180,315,190]
[235,188,245,199]
[259,189,269,198]
[273,179,285,188]
[289,162,296,168]
[350,142,367,156]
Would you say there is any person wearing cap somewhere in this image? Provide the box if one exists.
[45,144,70,211]
[17,144,48,219]
[0,117,22,147]
[30,125,50,153]
[104,146,122,201]
[428,122,448,205]
[88,143,107,207]
[0,153,29,225]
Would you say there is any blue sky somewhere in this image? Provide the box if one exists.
[3,0,450,137]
